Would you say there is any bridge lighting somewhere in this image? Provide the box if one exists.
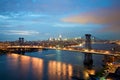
[84,49,89,52]
[53,47,56,49]
[63,48,66,50]
[68,48,72,50]
[57,47,61,49]
[105,51,110,54]
[90,50,95,52]
[49,46,52,48]
[79,44,83,47]
[39,46,42,48]
[117,42,120,45]
[33,46,37,48]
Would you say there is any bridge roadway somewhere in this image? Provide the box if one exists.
[6,45,120,56]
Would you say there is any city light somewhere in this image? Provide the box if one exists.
[105,51,110,54]
[0,0,120,80]
[0,34,120,80]
[90,50,95,52]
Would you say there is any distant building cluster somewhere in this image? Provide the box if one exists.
[48,34,63,41]
[48,34,82,41]
[0,36,120,52]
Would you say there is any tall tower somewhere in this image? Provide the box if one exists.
[84,34,93,68]
[85,34,91,50]
[19,37,24,45]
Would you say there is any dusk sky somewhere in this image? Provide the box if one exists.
[0,0,120,41]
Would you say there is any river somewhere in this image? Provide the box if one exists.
[0,43,119,80]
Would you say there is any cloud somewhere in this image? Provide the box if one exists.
[53,23,83,27]
[0,12,50,20]
[27,14,49,17]
[0,15,10,19]
[0,12,49,28]
[61,8,120,32]
[0,30,39,36]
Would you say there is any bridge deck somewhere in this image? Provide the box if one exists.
[6,46,120,56]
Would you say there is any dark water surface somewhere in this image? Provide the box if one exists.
[0,44,118,80]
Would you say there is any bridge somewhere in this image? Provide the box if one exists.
[5,34,120,57]
[2,34,120,79]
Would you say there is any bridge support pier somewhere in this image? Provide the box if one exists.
[85,34,91,50]
[84,34,93,68]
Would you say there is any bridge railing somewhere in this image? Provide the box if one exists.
[7,45,43,48]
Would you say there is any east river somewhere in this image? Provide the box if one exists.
[0,44,119,80]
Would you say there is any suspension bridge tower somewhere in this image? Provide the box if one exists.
[85,34,91,50]
[84,34,93,68]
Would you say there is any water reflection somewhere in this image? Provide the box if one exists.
[8,54,44,80]
[48,61,72,80]
[1,52,113,80]
[7,54,73,80]
[84,53,93,69]
[83,53,95,80]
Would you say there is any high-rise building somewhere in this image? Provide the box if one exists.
[59,34,62,41]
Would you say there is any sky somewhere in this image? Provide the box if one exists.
[0,0,120,41]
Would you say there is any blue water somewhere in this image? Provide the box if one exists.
[0,44,118,80]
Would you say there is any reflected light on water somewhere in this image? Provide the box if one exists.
[48,61,73,80]
[8,54,44,80]
[31,56,43,80]
[7,54,73,80]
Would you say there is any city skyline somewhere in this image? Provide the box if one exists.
[0,0,120,41]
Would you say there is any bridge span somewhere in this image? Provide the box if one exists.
[1,34,120,56]
[6,45,120,57]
